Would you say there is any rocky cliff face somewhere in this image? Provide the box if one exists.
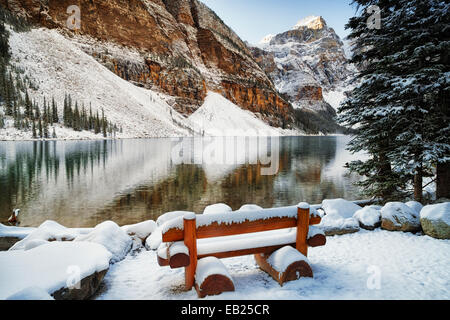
[251,16,354,113]
[0,0,293,127]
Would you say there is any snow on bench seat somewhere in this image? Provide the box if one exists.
[196,226,324,257]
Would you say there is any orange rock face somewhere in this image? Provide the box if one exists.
[297,86,323,101]
[1,0,294,127]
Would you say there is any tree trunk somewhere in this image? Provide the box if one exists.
[414,165,423,203]
[436,161,450,199]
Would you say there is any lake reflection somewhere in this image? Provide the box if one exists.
[0,136,362,228]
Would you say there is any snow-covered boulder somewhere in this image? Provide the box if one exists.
[319,199,361,235]
[353,206,381,230]
[156,211,194,227]
[318,213,360,236]
[145,227,162,250]
[6,286,54,300]
[9,220,81,251]
[203,203,232,215]
[322,199,362,218]
[405,201,424,216]
[381,202,421,232]
[420,203,450,239]
[74,221,132,263]
[121,220,157,243]
[0,224,35,251]
[0,241,111,300]
[237,204,263,211]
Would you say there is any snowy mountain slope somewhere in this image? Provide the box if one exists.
[4,27,194,139]
[1,0,295,129]
[188,92,284,136]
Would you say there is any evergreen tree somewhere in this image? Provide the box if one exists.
[38,116,42,138]
[31,120,37,138]
[339,0,450,201]
[24,90,32,118]
[34,101,40,120]
[94,111,100,134]
[73,101,80,131]
[0,112,4,129]
[43,114,48,138]
[102,109,107,138]
[52,97,58,124]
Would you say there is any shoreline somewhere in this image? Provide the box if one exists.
[0,133,350,143]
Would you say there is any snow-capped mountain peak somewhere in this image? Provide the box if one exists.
[293,16,327,30]
[259,34,275,45]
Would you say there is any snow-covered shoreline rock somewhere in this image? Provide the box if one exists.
[381,202,421,232]
[420,203,450,239]
[319,199,361,235]
[0,241,111,300]
[75,221,132,263]
[353,206,382,230]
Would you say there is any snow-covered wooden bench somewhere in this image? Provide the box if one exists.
[157,202,325,297]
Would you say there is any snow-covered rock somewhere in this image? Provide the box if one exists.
[237,204,263,211]
[322,199,362,219]
[405,201,424,216]
[121,220,157,242]
[156,211,194,227]
[145,227,162,251]
[353,206,381,230]
[381,202,421,232]
[0,224,35,239]
[74,221,132,263]
[9,220,82,251]
[0,241,111,300]
[318,213,360,236]
[203,203,232,215]
[0,224,36,251]
[420,202,450,239]
[6,286,54,300]
[318,199,361,235]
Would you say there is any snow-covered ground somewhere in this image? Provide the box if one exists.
[96,229,450,300]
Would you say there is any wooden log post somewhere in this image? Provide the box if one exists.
[183,213,197,291]
[296,202,310,257]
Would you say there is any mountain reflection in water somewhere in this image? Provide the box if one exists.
[0,136,362,228]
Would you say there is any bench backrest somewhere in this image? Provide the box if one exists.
[161,205,321,243]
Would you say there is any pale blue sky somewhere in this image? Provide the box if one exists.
[200,0,357,44]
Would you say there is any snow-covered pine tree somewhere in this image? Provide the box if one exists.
[52,97,58,124]
[31,119,36,138]
[339,0,449,201]
[0,111,4,128]
[338,0,407,201]
[377,0,450,201]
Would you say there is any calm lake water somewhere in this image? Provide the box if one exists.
[0,136,362,228]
